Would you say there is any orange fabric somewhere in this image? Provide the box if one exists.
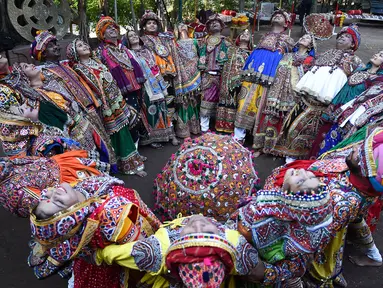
[52,150,102,183]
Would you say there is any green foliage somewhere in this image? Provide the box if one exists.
[85,0,157,29]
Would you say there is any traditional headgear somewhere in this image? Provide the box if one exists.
[140,10,162,29]
[337,23,361,51]
[66,38,81,63]
[6,63,40,108]
[206,14,225,32]
[271,9,291,28]
[95,16,120,41]
[30,30,57,61]
[165,233,236,287]
[165,226,260,287]
[11,63,31,86]
[359,127,383,191]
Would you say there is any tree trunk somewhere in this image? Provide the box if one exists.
[0,0,8,33]
[78,0,89,43]
[99,0,109,16]
[129,0,137,31]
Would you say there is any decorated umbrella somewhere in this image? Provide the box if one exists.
[153,133,259,222]
[303,13,334,40]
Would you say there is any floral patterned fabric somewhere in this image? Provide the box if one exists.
[153,133,259,222]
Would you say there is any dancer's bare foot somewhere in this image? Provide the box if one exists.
[139,155,147,162]
[349,255,382,267]
[171,137,180,146]
[135,170,147,177]
[150,143,163,149]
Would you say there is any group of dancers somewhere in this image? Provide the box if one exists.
[0,8,383,288]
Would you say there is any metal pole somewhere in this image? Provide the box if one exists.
[114,0,118,22]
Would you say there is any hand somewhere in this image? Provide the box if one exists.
[246,261,266,282]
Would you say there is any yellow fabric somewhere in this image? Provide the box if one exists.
[96,216,245,287]
[308,227,347,287]
[96,227,170,274]
[237,81,263,116]
[40,90,69,111]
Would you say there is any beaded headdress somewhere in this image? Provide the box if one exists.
[66,38,80,63]
[30,30,57,61]
[205,14,225,32]
[166,229,259,285]
[96,16,120,41]
[140,10,162,29]
[337,23,361,51]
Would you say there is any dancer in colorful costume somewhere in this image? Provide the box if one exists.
[95,214,263,287]
[153,133,259,222]
[124,29,178,147]
[263,149,383,287]
[30,31,116,167]
[317,83,383,160]
[226,177,364,287]
[234,10,294,150]
[0,66,80,157]
[95,16,146,146]
[313,51,383,157]
[0,150,108,217]
[198,13,231,132]
[66,39,146,176]
[215,30,252,134]
[172,23,202,137]
[280,24,363,159]
[29,175,161,287]
[12,62,116,165]
[139,10,181,143]
[295,24,363,104]
[140,10,177,78]
[259,33,316,157]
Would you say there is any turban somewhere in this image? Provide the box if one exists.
[206,14,225,32]
[96,16,120,41]
[30,31,57,61]
[140,10,162,29]
[337,23,361,51]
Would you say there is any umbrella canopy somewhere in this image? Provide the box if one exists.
[304,14,334,40]
[153,133,259,222]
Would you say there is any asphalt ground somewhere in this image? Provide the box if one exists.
[1,23,383,287]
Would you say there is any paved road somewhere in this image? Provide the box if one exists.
[1,24,383,287]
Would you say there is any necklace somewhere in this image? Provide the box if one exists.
[348,70,376,86]
[207,35,222,53]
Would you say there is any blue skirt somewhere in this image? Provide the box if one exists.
[243,49,283,78]
[318,124,344,156]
